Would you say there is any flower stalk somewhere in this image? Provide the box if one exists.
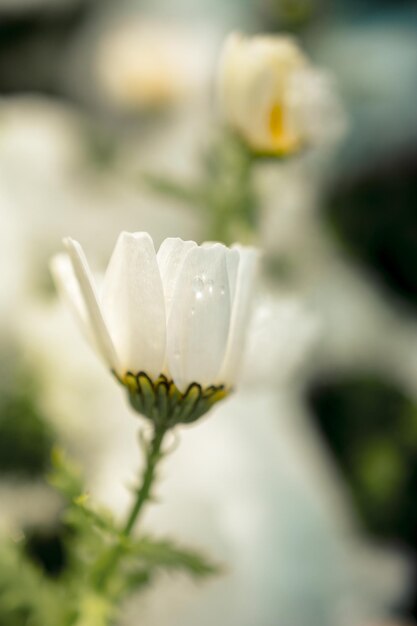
[94,424,167,596]
[123,425,166,536]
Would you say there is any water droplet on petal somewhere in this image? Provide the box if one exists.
[192,276,205,300]
[206,279,214,295]
[220,286,225,295]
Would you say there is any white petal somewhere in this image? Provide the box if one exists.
[285,67,347,145]
[63,238,120,372]
[157,238,197,319]
[101,232,166,378]
[50,253,93,343]
[217,246,259,386]
[167,244,233,391]
[225,245,240,304]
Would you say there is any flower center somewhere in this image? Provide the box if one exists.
[268,102,300,154]
[118,372,229,428]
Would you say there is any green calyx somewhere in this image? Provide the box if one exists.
[116,372,229,429]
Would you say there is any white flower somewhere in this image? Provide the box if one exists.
[94,19,213,112]
[217,32,346,155]
[50,232,258,424]
[242,293,320,388]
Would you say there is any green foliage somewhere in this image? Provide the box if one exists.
[255,0,318,33]
[0,527,220,626]
[48,447,85,500]
[0,363,53,478]
[24,526,68,578]
[0,447,220,625]
[141,172,202,206]
[128,536,220,579]
[0,539,68,626]
[67,464,218,618]
[142,132,258,244]
[326,148,417,310]
[307,373,417,540]
[96,535,219,602]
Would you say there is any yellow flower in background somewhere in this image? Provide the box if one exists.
[217,32,346,156]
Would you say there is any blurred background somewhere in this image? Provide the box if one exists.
[0,0,417,625]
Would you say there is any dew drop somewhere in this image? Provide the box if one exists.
[220,286,225,295]
[192,276,205,299]
[206,279,214,295]
[190,307,195,316]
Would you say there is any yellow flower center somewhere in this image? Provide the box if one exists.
[268,102,300,155]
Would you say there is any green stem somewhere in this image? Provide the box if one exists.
[122,426,166,536]
[94,425,167,594]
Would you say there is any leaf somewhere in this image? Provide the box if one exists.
[120,569,151,595]
[0,539,67,626]
[47,447,84,501]
[141,173,203,207]
[71,496,118,537]
[129,536,220,579]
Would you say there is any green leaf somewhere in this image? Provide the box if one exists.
[129,536,220,579]
[120,569,151,595]
[0,539,67,626]
[141,173,203,207]
[47,447,84,501]
[71,496,118,537]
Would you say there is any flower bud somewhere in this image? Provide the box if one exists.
[217,32,346,155]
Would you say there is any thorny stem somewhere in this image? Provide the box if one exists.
[94,425,167,595]
[123,426,166,535]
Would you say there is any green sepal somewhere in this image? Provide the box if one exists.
[119,371,229,429]
[137,373,155,418]
[156,379,169,421]
[176,383,201,422]
[128,390,145,415]
[180,385,228,424]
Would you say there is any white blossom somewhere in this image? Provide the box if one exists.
[94,19,214,112]
[217,32,346,155]
[51,232,258,396]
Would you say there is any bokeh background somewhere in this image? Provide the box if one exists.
[0,0,417,625]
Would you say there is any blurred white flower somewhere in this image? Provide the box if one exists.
[94,19,214,112]
[217,32,347,155]
[51,233,258,421]
[0,97,202,315]
[285,65,347,146]
[242,292,320,388]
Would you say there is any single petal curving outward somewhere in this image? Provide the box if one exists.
[50,253,93,344]
[61,238,120,373]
